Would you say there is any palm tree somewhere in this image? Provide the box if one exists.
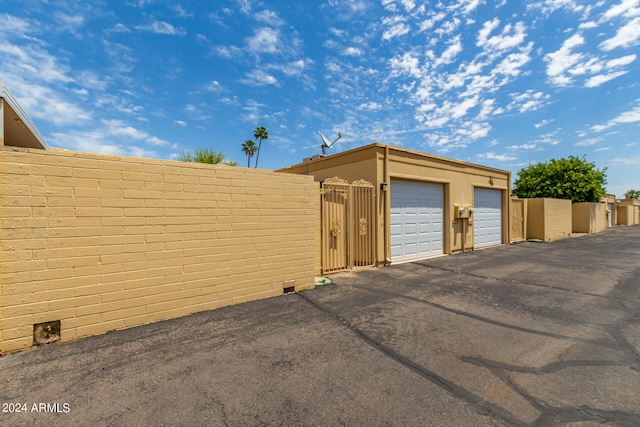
[253,126,268,168]
[625,189,640,199]
[241,140,257,168]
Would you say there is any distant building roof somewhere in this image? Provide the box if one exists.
[0,80,49,150]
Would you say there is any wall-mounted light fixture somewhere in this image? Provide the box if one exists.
[489,176,494,186]
[380,182,388,191]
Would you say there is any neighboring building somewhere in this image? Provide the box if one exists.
[0,80,49,150]
[278,143,511,266]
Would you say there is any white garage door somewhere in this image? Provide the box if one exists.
[474,188,502,248]
[390,180,443,262]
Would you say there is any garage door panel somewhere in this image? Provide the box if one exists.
[474,188,502,248]
[390,180,444,262]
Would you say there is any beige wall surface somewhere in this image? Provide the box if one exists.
[526,198,572,242]
[0,147,317,354]
[617,205,635,226]
[619,199,640,225]
[572,202,607,233]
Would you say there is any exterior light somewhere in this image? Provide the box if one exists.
[380,182,388,191]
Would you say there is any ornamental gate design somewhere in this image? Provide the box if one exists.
[321,177,376,274]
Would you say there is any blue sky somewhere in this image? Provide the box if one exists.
[1,0,639,196]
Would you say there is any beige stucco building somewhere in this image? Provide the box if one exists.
[278,143,511,267]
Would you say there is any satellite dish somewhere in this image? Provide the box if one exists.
[318,131,342,155]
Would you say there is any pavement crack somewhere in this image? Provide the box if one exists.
[297,292,528,427]
[604,312,640,366]
[461,355,627,374]
[532,406,640,427]
[193,383,230,427]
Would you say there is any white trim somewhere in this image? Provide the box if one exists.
[0,80,49,150]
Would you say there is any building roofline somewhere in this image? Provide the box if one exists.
[0,80,49,150]
[279,142,511,175]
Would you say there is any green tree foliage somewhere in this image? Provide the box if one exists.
[241,140,258,168]
[253,126,268,168]
[178,148,232,165]
[624,189,640,199]
[513,156,607,202]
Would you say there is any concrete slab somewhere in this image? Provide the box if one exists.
[1,226,639,426]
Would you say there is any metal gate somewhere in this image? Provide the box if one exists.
[321,177,376,274]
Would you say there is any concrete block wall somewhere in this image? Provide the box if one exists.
[0,147,317,354]
[572,202,607,233]
[617,205,636,226]
[618,199,640,225]
[526,198,572,242]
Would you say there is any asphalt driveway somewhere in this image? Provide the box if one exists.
[2,226,640,426]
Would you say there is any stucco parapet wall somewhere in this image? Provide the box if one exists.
[618,198,640,207]
[0,146,317,354]
[277,143,511,177]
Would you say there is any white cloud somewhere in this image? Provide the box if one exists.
[50,119,169,157]
[608,155,640,166]
[54,12,84,31]
[419,12,446,31]
[215,45,243,59]
[585,71,628,87]
[203,80,224,92]
[434,35,463,66]
[493,43,533,76]
[544,32,585,86]
[477,20,527,51]
[247,27,280,53]
[255,9,285,26]
[607,54,637,67]
[575,137,601,146]
[174,120,188,127]
[527,0,581,15]
[508,91,550,113]
[591,102,640,131]
[599,16,640,51]
[357,102,383,111]
[601,0,640,22]
[534,119,553,128]
[579,21,598,29]
[506,143,537,150]
[479,152,517,161]
[9,81,92,126]
[342,47,363,56]
[134,20,186,36]
[389,52,422,78]
[240,70,278,86]
[382,16,411,40]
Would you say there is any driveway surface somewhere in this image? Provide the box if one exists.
[1,226,640,426]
